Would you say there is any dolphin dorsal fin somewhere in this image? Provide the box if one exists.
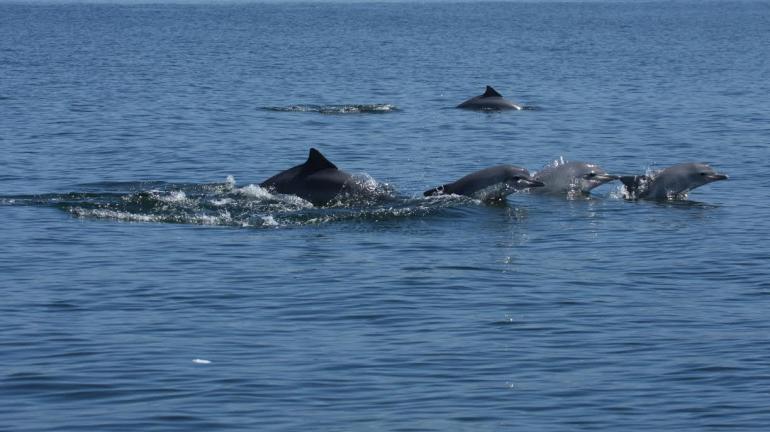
[301,148,337,175]
[482,86,503,98]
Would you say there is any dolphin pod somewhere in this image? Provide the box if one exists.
[256,87,728,205]
[260,149,728,206]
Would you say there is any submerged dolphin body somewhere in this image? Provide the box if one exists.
[532,161,619,196]
[619,163,728,200]
[260,148,372,206]
[457,86,523,111]
[424,165,544,201]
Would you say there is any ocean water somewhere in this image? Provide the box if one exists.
[2,1,770,430]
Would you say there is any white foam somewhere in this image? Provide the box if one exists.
[70,208,158,223]
[159,190,187,203]
[192,358,211,364]
[193,210,233,225]
[373,104,396,112]
[261,215,280,227]
[235,184,275,200]
[69,207,240,227]
[353,173,381,193]
[239,186,314,208]
[210,198,234,206]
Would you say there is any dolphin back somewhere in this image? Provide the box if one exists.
[260,148,356,206]
[457,86,521,110]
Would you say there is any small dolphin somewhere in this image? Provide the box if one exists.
[424,165,544,201]
[457,86,523,111]
[619,163,728,200]
[260,148,371,206]
[532,161,619,196]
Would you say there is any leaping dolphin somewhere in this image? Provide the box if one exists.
[424,165,543,201]
[260,148,372,206]
[457,86,523,111]
[532,161,619,196]
[619,163,728,200]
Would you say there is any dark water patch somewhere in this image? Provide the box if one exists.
[45,300,82,311]
[2,373,120,401]
[262,104,399,114]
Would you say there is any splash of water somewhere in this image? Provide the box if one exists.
[1,177,486,229]
[262,104,399,114]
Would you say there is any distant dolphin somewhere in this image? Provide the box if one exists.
[619,163,728,200]
[260,148,372,206]
[532,161,619,196]
[457,86,523,111]
[424,165,543,201]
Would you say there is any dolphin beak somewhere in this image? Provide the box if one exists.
[707,174,729,181]
[524,179,545,188]
[596,174,620,182]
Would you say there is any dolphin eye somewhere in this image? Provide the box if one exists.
[699,172,707,176]
[586,172,597,178]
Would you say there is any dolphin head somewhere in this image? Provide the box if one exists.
[576,163,619,192]
[533,161,618,195]
[503,166,544,190]
[674,163,729,190]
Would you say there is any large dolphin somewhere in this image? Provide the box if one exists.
[260,148,372,206]
[532,161,619,196]
[424,165,543,201]
[619,163,728,200]
[457,86,523,111]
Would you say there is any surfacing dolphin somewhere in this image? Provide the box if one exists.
[532,161,619,196]
[424,165,544,202]
[260,148,374,206]
[457,86,523,111]
[619,162,728,200]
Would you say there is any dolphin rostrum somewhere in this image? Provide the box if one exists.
[457,86,523,111]
[619,162,728,200]
[424,165,544,201]
[532,161,619,196]
[260,148,373,206]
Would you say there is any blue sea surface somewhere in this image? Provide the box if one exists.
[2,1,770,431]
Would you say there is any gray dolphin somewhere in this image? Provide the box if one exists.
[260,148,371,206]
[532,161,619,196]
[424,165,544,201]
[619,163,728,200]
[457,86,523,111]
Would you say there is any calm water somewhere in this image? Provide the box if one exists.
[2,1,770,430]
